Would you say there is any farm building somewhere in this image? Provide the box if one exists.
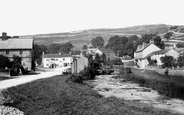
[71,56,88,73]
[0,32,34,71]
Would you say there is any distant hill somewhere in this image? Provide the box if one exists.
[19,24,184,49]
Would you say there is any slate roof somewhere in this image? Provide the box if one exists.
[44,54,72,58]
[175,48,184,53]
[0,38,33,49]
[142,49,171,59]
[99,48,114,53]
[135,43,152,53]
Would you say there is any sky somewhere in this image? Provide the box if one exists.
[0,0,184,36]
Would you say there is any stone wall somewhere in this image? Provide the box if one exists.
[155,68,184,77]
[0,50,32,70]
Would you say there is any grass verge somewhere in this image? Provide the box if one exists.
[1,75,177,115]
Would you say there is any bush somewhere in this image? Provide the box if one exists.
[79,66,96,80]
[68,66,97,84]
[0,55,10,69]
[10,69,19,76]
[67,74,83,84]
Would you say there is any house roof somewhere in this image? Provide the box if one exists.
[175,48,184,53]
[135,43,153,53]
[142,49,171,59]
[0,38,33,49]
[99,48,114,53]
[44,54,72,58]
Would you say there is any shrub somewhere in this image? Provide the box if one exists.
[80,66,97,80]
[10,69,19,76]
[68,74,83,84]
[0,55,10,69]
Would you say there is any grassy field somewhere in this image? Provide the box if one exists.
[1,75,176,115]
[22,24,171,48]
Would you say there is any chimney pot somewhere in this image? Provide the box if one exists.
[2,32,7,40]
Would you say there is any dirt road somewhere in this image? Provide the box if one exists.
[0,68,63,90]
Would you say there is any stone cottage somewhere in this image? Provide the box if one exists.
[0,32,34,71]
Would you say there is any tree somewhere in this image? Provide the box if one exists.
[147,57,157,66]
[164,32,173,40]
[153,36,165,49]
[128,35,139,42]
[71,50,81,55]
[59,42,73,54]
[12,55,22,69]
[125,41,134,57]
[100,53,106,65]
[170,26,178,30]
[134,34,165,50]
[106,35,128,56]
[111,58,123,65]
[160,56,175,68]
[82,45,88,50]
[32,44,46,66]
[10,55,22,75]
[177,54,184,67]
[0,55,10,69]
[47,42,73,54]
[91,36,104,48]
[47,43,62,54]
[176,43,184,48]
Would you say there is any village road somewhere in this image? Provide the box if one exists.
[0,68,64,90]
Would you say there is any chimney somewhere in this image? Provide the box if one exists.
[142,42,147,49]
[150,39,154,43]
[2,32,7,40]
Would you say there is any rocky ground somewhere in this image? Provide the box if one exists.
[0,91,24,115]
[86,75,184,114]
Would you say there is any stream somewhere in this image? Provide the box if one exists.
[86,75,184,114]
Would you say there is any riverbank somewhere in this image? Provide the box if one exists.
[0,75,174,115]
[86,75,184,114]
[130,68,184,99]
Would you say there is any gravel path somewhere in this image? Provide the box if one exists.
[0,68,63,90]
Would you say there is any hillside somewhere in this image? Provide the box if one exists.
[19,24,184,49]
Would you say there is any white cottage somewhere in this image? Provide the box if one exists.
[134,43,161,69]
[42,54,73,69]
[144,48,179,66]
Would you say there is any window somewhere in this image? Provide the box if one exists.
[46,59,49,61]
[46,64,49,66]
[6,50,9,55]
[63,58,65,61]
[51,58,55,61]
[20,50,23,55]
[56,59,58,61]
[64,63,67,67]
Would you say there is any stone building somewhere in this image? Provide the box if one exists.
[87,47,115,60]
[0,32,34,70]
[71,56,88,73]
